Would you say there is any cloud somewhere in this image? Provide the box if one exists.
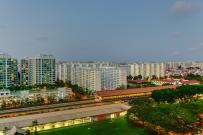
[171,1,200,15]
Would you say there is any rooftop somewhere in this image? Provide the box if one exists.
[97,85,178,97]
[0,103,130,130]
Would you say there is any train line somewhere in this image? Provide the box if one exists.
[0,100,106,118]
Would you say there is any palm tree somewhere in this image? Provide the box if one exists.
[3,127,9,135]
[32,120,38,135]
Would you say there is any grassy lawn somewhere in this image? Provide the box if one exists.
[38,117,156,135]
[127,99,203,133]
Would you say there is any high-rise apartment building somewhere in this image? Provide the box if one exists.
[99,67,127,90]
[20,57,29,85]
[71,67,101,91]
[130,62,166,79]
[56,62,73,83]
[20,54,55,85]
[56,62,127,91]
[0,53,18,88]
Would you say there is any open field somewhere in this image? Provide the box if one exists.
[38,117,156,135]
[127,99,203,133]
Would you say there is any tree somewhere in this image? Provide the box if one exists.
[47,95,56,104]
[36,96,45,104]
[152,85,203,104]
[0,100,6,109]
[138,75,142,80]
[3,127,9,135]
[133,76,139,80]
[185,74,203,82]
[32,120,38,135]
[127,75,133,80]
[151,75,157,80]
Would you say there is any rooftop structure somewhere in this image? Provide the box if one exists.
[97,85,178,99]
[0,103,130,131]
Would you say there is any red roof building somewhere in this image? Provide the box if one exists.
[180,80,200,85]
[97,85,178,99]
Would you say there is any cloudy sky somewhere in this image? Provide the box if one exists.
[0,0,203,61]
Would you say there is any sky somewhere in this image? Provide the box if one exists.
[0,0,203,62]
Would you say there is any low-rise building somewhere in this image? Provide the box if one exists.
[151,79,200,86]
[0,89,11,97]
[0,103,130,134]
[0,88,72,104]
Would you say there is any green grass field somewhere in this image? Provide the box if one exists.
[38,117,156,135]
[128,99,203,133]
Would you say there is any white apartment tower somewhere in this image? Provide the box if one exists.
[99,67,127,90]
[130,62,166,79]
[56,62,127,91]
[71,67,101,91]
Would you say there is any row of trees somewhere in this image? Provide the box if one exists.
[127,73,203,82]
[185,74,203,82]
[7,80,70,91]
[169,74,203,82]
[127,75,142,80]
[70,84,94,96]
[127,75,166,81]
[0,94,70,109]
[127,82,156,89]
[151,85,203,103]
[126,98,198,134]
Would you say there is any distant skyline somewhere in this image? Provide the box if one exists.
[1,0,203,62]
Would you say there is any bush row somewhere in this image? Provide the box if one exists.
[151,85,203,103]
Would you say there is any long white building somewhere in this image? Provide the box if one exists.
[130,62,166,79]
[57,62,127,91]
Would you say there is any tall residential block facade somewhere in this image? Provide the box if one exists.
[71,67,101,91]
[20,54,56,85]
[99,67,127,90]
[56,62,72,83]
[56,62,127,91]
[130,62,166,79]
[20,58,29,85]
[0,53,18,88]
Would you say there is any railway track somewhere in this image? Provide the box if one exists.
[0,95,150,118]
[0,100,104,118]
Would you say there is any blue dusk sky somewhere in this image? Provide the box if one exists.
[0,0,203,62]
